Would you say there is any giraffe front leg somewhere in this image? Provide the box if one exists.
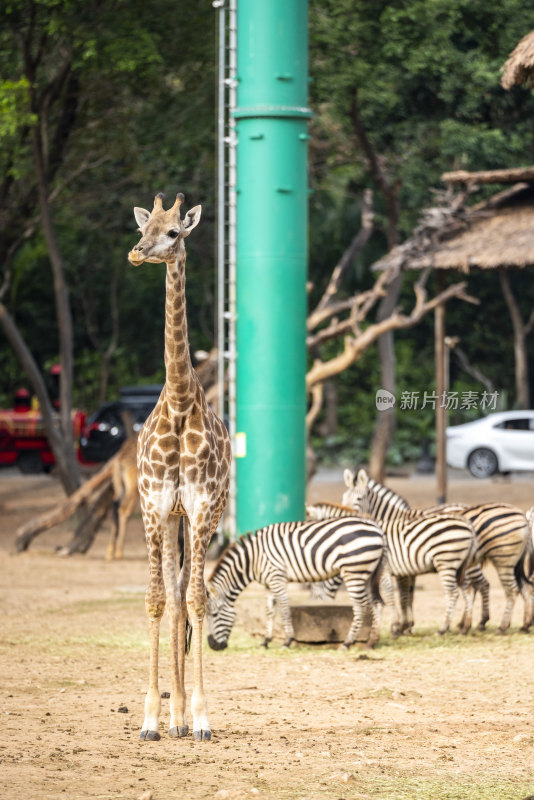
[106,501,120,560]
[141,607,164,740]
[140,516,166,741]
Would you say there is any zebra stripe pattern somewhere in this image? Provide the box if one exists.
[342,469,478,635]
[206,517,386,650]
[424,501,532,632]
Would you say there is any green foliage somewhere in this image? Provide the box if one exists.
[1,0,534,467]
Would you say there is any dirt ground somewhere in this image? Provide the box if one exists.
[1,467,533,800]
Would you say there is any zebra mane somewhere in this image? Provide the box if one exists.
[367,478,410,510]
[208,530,256,583]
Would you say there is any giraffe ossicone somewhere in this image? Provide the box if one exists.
[129,191,231,742]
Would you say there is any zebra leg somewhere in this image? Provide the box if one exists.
[267,581,294,647]
[340,573,373,649]
[462,565,491,630]
[436,566,460,634]
[459,580,475,635]
[380,571,400,636]
[493,564,519,633]
[396,576,415,634]
[369,597,383,648]
[519,580,533,632]
[263,594,277,647]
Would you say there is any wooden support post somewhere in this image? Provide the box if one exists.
[435,271,447,503]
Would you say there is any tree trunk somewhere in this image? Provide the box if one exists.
[61,483,114,555]
[317,380,338,437]
[0,301,80,494]
[499,269,530,409]
[15,459,114,552]
[369,273,403,481]
[32,124,81,491]
[350,89,401,480]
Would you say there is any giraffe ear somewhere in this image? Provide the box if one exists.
[182,205,201,236]
[134,207,151,228]
[343,469,355,488]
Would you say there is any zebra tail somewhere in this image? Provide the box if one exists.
[515,538,534,589]
[456,531,479,587]
[371,550,387,606]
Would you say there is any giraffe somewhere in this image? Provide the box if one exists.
[106,435,139,560]
[128,192,231,742]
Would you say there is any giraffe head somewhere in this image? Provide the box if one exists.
[128,192,201,265]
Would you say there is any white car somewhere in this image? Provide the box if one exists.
[446,410,534,478]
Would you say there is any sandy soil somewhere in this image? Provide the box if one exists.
[1,467,533,800]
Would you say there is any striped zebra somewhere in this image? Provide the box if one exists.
[306,502,399,630]
[340,469,478,635]
[343,469,532,633]
[206,516,386,651]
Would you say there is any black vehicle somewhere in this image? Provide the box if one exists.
[79,385,162,464]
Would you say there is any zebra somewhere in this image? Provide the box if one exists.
[206,516,386,651]
[343,469,532,633]
[306,502,400,630]
[340,469,478,635]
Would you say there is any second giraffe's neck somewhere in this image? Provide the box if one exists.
[164,256,195,410]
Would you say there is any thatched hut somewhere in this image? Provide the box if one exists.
[374,169,534,499]
[502,30,534,89]
[381,181,534,274]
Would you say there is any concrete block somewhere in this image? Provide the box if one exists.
[290,604,359,644]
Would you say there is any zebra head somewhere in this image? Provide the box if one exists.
[342,468,371,513]
[206,582,236,651]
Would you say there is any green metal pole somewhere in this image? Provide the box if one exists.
[235,0,311,535]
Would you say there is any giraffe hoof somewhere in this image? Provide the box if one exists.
[496,627,508,635]
[193,729,211,741]
[140,729,160,741]
[169,725,189,738]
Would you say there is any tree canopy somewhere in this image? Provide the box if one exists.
[2,0,534,468]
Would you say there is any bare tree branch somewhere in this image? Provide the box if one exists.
[306,274,477,389]
[308,188,375,327]
[306,371,324,431]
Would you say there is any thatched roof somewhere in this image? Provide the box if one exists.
[502,30,534,89]
[373,184,534,273]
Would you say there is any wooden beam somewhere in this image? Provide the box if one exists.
[442,166,534,185]
[435,272,447,504]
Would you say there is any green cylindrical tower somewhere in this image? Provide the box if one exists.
[235,0,311,535]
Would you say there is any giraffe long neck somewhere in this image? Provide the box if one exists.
[164,256,195,410]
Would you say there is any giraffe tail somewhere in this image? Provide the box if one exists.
[185,617,192,655]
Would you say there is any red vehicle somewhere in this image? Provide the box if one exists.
[0,389,85,474]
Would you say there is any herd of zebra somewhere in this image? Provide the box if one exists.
[206,469,534,651]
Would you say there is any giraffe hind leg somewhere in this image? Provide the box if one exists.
[185,516,213,741]
[163,515,189,739]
